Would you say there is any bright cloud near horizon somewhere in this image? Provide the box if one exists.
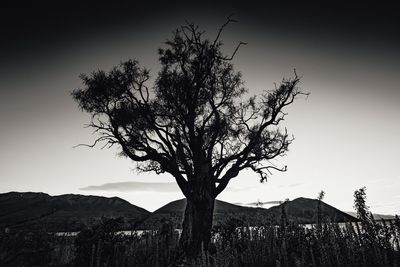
[0,1,399,214]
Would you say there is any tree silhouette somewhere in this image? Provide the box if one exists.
[72,18,307,257]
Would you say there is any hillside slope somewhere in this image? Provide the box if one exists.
[0,192,150,232]
[0,192,357,232]
[268,197,356,224]
[141,197,357,229]
[141,198,273,229]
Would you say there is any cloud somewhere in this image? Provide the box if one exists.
[226,186,256,192]
[80,181,257,193]
[79,181,180,193]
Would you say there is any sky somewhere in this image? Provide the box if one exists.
[0,1,399,214]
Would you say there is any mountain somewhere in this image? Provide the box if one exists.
[140,199,273,229]
[267,197,356,224]
[0,192,357,232]
[345,211,396,220]
[0,192,150,232]
[140,197,356,229]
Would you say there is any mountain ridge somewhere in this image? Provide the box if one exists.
[345,211,396,220]
[0,191,150,232]
[140,197,356,229]
[0,192,358,232]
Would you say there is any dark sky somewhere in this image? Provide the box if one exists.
[1,1,399,212]
[1,1,398,64]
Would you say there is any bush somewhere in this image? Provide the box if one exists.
[2,190,400,266]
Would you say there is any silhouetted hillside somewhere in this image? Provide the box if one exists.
[268,197,356,224]
[140,199,273,229]
[0,192,357,232]
[140,197,356,229]
[345,211,395,220]
[0,192,150,232]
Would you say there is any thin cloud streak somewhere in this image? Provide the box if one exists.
[80,181,180,193]
[79,181,250,193]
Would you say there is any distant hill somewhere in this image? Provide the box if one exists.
[140,197,356,229]
[267,197,356,224]
[345,211,396,220]
[140,199,273,229]
[0,192,357,232]
[0,192,150,232]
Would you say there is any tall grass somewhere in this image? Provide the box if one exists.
[1,188,399,266]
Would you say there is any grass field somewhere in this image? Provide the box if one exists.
[1,189,399,266]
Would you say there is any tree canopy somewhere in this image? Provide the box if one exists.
[72,20,307,200]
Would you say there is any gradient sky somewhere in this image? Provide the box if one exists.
[1,1,399,214]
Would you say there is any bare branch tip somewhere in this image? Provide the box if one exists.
[72,143,92,149]
[227,14,237,22]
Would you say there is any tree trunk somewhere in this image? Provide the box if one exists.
[179,194,215,258]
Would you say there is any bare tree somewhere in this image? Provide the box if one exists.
[72,18,307,257]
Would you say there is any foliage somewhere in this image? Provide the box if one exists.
[0,229,74,267]
[74,217,127,267]
[72,17,309,256]
[1,189,399,266]
[354,187,369,222]
[72,18,307,200]
[66,210,399,267]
